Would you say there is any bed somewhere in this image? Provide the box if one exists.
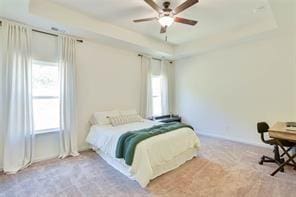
[86,111,200,187]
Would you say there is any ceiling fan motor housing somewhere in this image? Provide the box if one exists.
[163,1,170,8]
[159,12,173,18]
[163,1,172,12]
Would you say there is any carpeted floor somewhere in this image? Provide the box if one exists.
[1,135,296,197]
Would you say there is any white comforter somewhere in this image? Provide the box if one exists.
[86,120,200,187]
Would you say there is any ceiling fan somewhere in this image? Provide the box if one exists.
[133,0,199,33]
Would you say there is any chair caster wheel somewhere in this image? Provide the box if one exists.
[259,160,263,165]
[280,168,284,173]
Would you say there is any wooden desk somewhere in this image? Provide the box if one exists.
[268,122,296,176]
[269,122,296,142]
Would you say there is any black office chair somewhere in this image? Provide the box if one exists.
[257,122,295,170]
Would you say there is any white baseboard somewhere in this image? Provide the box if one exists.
[33,154,59,163]
[0,145,92,172]
[33,145,91,162]
[79,144,91,152]
[197,131,271,149]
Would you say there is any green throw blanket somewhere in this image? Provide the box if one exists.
[115,122,194,165]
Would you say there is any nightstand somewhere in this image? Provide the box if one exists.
[152,115,181,123]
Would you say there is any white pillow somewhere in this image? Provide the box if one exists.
[109,114,143,126]
[91,110,120,125]
[119,109,138,116]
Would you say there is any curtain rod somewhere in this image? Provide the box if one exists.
[138,54,162,61]
[138,54,173,64]
[0,20,83,43]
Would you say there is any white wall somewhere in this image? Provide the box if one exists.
[293,0,296,120]
[0,25,3,169]
[174,0,296,146]
[75,41,141,150]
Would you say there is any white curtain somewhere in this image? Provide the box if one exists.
[160,60,173,115]
[58,36,79,158]
[1,21,34,173]
[139,56,153,118]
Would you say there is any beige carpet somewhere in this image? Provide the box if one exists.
[1,135,296,197]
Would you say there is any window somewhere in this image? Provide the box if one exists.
[32,60,60,133]
[151,75,162,116]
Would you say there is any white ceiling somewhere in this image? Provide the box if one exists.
[0,0,277,59]
[50,0,273,44]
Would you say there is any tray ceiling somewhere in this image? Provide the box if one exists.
[50,0,274,44]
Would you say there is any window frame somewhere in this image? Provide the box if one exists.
[151,75,162,117]
[32,60,61,134]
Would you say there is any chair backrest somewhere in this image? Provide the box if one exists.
[257,122,269,143]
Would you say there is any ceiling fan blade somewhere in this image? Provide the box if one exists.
[173,0,199,15]
[144,0,163,13]
[133,17,157,23]
[160,26,167,34]
[174,17,198,25]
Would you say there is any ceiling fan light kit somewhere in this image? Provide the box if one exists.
[158,15,174,27]
[133,0,199,33]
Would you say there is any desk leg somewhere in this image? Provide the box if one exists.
[271,149,296,176]
[276,140,296,166]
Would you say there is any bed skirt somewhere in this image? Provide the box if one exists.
[95,148,198,187]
